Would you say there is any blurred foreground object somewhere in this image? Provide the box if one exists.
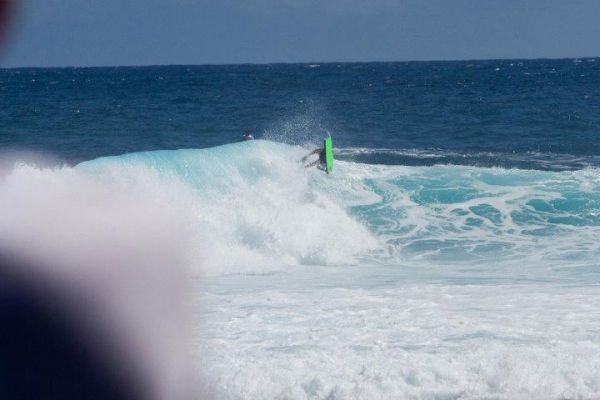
[0,160,202,400]
[0,255,144,399]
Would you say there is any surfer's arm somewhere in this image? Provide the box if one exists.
[301,149,320,162]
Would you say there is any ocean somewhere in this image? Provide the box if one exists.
[1,58,600,399]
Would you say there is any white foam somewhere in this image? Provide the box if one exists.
[3,144,600,399]
[198,273,600,399]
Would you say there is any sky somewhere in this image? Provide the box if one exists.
[2,0,600,67]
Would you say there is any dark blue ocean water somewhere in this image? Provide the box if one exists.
[1,58,599,170]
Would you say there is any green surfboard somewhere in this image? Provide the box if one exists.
[324,137,334,173]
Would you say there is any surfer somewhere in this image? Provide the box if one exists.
[301,146,326,170]
[241,130,254,141]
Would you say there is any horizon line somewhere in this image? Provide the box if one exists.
[1,55,598,70]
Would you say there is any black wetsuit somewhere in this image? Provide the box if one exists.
[318,149,326,165]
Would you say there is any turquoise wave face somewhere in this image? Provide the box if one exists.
[78,140,379,273]
[77,140,600,276]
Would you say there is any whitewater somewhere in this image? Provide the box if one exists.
[2,140,600,399]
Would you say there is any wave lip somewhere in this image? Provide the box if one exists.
[4,140,599,276]
[78,140,379,274]
[76,140,600,274]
